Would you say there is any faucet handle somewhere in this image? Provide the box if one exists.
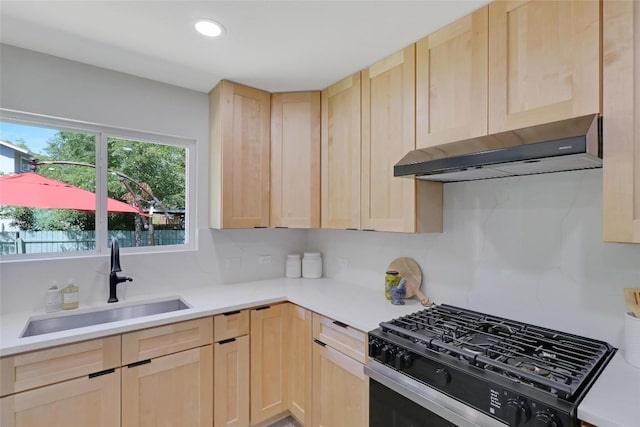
[110,237,122,272]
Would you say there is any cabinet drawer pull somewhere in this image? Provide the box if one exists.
[363,229,376,232]
[314,339,326,347]
[253,226,267,229]
[219,338,236,345]
[275,226,289,229]
[127,359,151,368]
[255,306,270,311]
[223,310,241,316]
[345,228,358,231]
[332,320,349,329]
[89,368,115,378]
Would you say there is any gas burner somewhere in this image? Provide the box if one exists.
[506,356,552,377]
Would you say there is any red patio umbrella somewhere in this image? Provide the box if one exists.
[0,172,143,214]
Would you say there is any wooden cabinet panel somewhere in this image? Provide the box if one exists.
[603,0,640,243]
[214,335,249,427]
[214,309,250,342]
[122,346,213,427]
[311,341,368,427]
[362,45,443,233]
[250,304,286,424]
[488,0,601,133]
[122,317,213,365]
[271,92,321,228]
[416,6,488,147]
[0,335,120,397]
[0,368,120,427]
[312,313,367,364]
[209,80,271,229]
[285,304,312,425]
[321,73,361,230]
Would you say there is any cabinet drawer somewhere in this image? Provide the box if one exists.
[122,317,212,365]
[312,313,367,364]
[0,335,120,397]
[214,309,249,341]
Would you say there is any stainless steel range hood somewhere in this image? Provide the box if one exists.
[394,114,602,182]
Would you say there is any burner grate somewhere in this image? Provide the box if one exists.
[379,304,612,399]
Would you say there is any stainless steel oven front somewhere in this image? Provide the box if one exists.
[366,361,507,427]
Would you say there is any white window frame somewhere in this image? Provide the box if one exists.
[0,108,197,261]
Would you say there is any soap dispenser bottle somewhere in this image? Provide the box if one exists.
[45,281,62,313]
[62,279,79,310]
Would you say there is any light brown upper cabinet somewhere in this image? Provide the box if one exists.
[209,80,271,229]
[488,0,601,133]
[362,46,443,233]
[321,73,362,230]
[603,0,640,243]
[271,92,321,228]
[416,6,488,148]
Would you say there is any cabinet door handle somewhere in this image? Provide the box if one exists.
[219,338,236,345]
[345,228,358,231]
[127,359,151,368]
[314,339,326,347]
[332,320,349,329]
[89,368,115,378]
[255,306,270,311]
[253,226,267,229]
[275,226,289,229]
[223,310,241,316]
[362,229,376,232]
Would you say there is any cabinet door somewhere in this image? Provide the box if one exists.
[488,0,601,133]
[416,6,488,148]
[122,346,213,427]
[311,341,368,427]
[214,336,249,427]
[285,304,312,425]
[321,73,361,230]
[271,92,321,228]
[362,46,443,233]
[209,80,271,229]
[0,368,120,427]
[603,0,640,243]
[250,304,286,424]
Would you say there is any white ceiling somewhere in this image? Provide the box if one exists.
[0,0,490,94]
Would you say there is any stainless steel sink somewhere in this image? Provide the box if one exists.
[21,298,190,337]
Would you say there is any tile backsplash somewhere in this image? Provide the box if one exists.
[309,169,640,347]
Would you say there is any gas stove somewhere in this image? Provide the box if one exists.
[366,305,615,427]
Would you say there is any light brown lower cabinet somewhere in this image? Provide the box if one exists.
[250,304,287,425]
[214,335,250,427]
[285,304,313,425]
[122,345,213,427]
[0,368,120,427]
[311,340,368,427]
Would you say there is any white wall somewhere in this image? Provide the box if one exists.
[309,169,640,347]
[0,45,306,314]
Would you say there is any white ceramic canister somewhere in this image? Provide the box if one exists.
[302,252,322,279]
[623,311,640,369]
[285,254,302,278]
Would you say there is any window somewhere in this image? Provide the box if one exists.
[0,110,195,258]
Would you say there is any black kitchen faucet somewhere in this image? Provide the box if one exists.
[108,237,133,303]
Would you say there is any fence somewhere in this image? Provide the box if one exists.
[0,230,185,255]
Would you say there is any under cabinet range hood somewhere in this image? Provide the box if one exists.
[394,114,602,182]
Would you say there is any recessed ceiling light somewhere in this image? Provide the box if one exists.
[195,19,224,37]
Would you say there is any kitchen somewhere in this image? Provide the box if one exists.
[1,1,639,427]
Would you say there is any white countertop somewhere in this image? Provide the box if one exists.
[0,277,424,357]
[578,352,640,427]
[1,277,635,427]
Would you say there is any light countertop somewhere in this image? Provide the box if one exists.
[0,277,635,427]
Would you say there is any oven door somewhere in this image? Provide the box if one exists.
[365,361,507,427]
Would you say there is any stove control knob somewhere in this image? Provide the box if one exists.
[383,346,396,364]
[533,411,561,427]
[504,399,530,426]
[369,339,382,357]
[434,368,451,386]
[394,351,407,370]
[402,352,413,369]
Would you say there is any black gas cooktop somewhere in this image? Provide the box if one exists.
[368,304,616,427]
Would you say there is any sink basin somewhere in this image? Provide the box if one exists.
[21,298,190,338]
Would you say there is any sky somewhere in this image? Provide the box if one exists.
[0,121,58,155]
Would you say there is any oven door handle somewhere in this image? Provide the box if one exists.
[364,361,506,427]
